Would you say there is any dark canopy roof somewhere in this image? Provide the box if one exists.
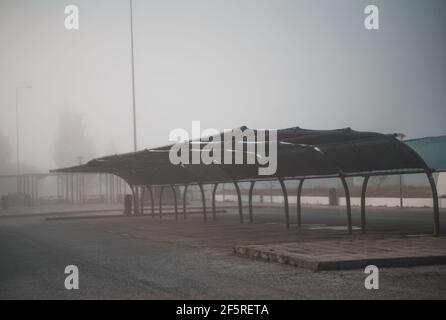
[52,127,431,186]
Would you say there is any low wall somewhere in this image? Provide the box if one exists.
[215,194,446,208]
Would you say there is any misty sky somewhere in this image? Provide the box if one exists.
[0,0,445,172]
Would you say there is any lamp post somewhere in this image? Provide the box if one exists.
[15,85,32,176]
[129,0,137,152]
[129,0,139,212]
[15,85,32,196]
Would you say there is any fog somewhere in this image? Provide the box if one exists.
[1,0,445,173]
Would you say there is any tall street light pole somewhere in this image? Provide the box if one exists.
[129,0,137,152]
[16,85,32,176]
[129,0,140,214]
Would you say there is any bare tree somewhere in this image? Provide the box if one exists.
[0,129,12,173]
[54,108,96,168]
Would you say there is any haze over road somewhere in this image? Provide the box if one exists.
[0,206,445,299]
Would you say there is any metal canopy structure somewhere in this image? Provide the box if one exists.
[52,127,441,236]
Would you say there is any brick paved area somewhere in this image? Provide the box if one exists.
[234,237,446,271]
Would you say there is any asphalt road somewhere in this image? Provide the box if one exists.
[0,205,445,299]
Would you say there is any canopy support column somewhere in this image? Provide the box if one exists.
[233,182,243,224]
[131,185,139,216]
[278,178,290,229]
[146,186,155,218]
[159,186,164,219]
[212,183,219,221]
[248,181,256,224]
[426,171,440,237]
[170,185,178,220]
[361,175,370,234]
[183,185,188,220]
[297,179,304,229]
[140,186,145,215]
[340,175,353,235]
[198,183,207,221]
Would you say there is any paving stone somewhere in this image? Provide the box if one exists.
[234,237,446,271]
